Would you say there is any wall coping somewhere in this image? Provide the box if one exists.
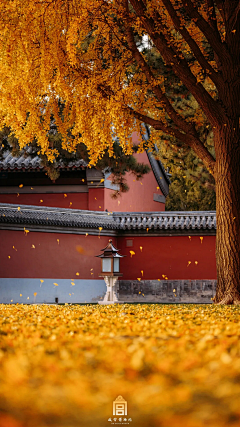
[0,203,216,235]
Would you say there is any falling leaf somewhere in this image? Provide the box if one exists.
[69,202,72,207]
[69,294,71,296]
[8,256,11,259]
[188,236,191,241]
[141,270,143,276]
[173,289,176,292]
[140,246,143,252]
[57,239,59,245]
[31,244,35,249]
[19,184,23,188]
[91,181,93,184]
[95,197,97,200]
[165,277,168,280]
[130,250,135,257]
[99,206,101,208]
[200,237,203,244]
[20,294,22,297]
[233,217,236,220]
[195,261,198,265]
[232,29,236,33]
[137,278,141,281]
[142,294,144,296]
[139,291,141,294]
[31,187,34,190]
[17,193,19,197]
[156,187,159,190]
[85,233,88,237]
[158,279,160,281]
[146,228,149,233]
[13,246,17,251]
[24,228,30,235]
[140,182,143,185]
[53,283,59,286]
[162,275,165,278]
[76,245,86,255]
[71,282,75,286]
[90,268,93,271]
[187,261,191,267]
[82,179,85,182]
[118,200,120,205]
[11,299,13,302]
[17,207,21,211]
[40,280,44,283]
[76,272,79,276]
[27,297,29,300]
[64,194,67,198]
[40,200,43,203]
[99,227,102,231]
[34,292,37,296]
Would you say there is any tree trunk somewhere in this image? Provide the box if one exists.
[214,123,240,304]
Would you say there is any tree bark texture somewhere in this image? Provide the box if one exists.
[214,123,240,304]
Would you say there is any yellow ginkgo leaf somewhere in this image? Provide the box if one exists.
[57,239,59,244]
[195,261,198,265]
[53,283,59,286]
[8,256,11,259]
[130,250,135,257]
[137,278,141,281]
[17,207,21,211]
[20,294,22,297]
[200,236,203,243]
[71,282,75,286]
[31,244,35,249]
[19,184,23,188]
[34,292,37,296]
[64,194,67,198]
[140,246,143,252]
[40,200,43,203]
[141,270,143,276]
[76,272,79,276]
[40,280,44,283]
[187,261,191,267]
[24,228,30,235]
[27,297,29,300]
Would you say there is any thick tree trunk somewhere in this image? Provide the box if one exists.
[214,123,240,304]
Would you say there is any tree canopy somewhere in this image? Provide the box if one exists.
[0,0,240,304]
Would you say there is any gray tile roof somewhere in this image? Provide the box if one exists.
[0,148,87,171]
[0,203,216,234]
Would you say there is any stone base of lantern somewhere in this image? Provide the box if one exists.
[98,276,124,305]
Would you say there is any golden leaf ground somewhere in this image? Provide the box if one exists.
[0,304,240,427]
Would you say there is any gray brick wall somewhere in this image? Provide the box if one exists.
[118,280,216,303]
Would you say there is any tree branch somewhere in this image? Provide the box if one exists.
[129,0,227,126]
[124,13,196,135]
[183,0,231,62]
[162,0,221,89]
[128,107,216,175]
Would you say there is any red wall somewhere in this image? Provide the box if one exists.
[88,188,105,211]
[0,230,116,279]
[0,230,216,280]
[117,235,216,280]
[0,193,88,210]
[104,151,165,212]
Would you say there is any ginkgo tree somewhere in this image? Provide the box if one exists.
[0,0,239,304]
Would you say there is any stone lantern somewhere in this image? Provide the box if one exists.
[96,240,125,304]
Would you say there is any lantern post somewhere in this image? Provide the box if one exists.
[96,240,125,304]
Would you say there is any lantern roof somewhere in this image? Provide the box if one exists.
[96,239,125,258]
